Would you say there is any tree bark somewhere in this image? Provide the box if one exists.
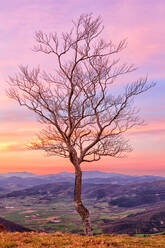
[74,166,93,235]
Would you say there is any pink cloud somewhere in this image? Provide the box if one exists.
[128,121,165,137]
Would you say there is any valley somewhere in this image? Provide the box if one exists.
[0,171,165,235]
[0,193,146,234]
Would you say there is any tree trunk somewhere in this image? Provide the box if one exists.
[74,166,93,236]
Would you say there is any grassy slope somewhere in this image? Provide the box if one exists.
[0,232,165,248]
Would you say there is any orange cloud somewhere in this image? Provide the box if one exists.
[0,142,25,152]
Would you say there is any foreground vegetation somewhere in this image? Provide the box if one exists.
[0,232,165,248]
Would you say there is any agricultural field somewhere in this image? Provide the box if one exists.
[0,195,145,234]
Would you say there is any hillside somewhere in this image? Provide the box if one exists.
[102,207,165,235]
[2,180,165,208]
[0,217,31,232]
[0,232,165,247]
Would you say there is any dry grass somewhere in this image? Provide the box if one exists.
[0,232,165,248]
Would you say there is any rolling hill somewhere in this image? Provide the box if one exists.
[0,171,164,195]
[2,180,165,208]
[0,217,31,232]
[102,207,165,235]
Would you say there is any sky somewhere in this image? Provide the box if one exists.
[0,0,165,175]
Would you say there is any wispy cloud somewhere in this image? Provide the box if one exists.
[128,121,165,137]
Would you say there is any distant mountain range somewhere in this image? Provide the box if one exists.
[0,172,36,178]
[0,171,164,195]
[1,170,164,180]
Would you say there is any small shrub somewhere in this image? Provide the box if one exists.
[0,224,6,232]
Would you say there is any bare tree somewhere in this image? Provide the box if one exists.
[7,14,154,235]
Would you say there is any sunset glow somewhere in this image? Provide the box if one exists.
[0,0,164,176]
